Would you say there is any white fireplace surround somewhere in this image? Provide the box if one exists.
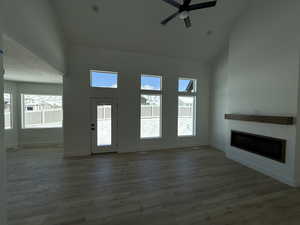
[225,120,296,186]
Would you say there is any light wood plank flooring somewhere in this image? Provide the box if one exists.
[7,147,300,225]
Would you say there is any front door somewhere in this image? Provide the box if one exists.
[91,98,117,153]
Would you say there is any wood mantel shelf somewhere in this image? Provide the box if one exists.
[224,114,294,125]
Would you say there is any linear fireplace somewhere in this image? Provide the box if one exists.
[231,131,286,163]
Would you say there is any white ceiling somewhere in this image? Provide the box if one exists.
[3,37,63,84]
[52,0,248,63]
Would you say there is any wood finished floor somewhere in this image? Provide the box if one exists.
[7,147,300,225]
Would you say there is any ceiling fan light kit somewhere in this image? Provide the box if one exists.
[179,11,189,19]
[161,0,217,28]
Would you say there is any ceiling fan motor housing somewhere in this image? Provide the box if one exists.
[179,11,189,19]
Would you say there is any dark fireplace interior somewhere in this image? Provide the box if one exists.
[231,130,286,163]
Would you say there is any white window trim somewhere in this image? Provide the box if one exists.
[139,74,163,140]
[90,70,119,89]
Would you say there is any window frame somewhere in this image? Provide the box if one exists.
[177,77,197,137]
[90,70,119,89]
[4,92,13,130]
[21,93,63,130]
[139,74,163,140]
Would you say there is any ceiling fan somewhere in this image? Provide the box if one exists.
[161,0,217,28]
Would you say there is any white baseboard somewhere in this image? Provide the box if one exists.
[120,144,209,153]
[64,145,208,158]
[20,142,63,149]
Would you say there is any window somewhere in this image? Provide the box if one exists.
[178,78,197,136]
[90,70,118,88]
[140,75,162,139]
[178,96,196,136]
[178,78,196,93]
[141,75,161,91]
[140,95,161,138]
[4,93,12,129]
[22,94,63,129]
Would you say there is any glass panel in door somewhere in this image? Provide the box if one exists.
[97,105,112,146]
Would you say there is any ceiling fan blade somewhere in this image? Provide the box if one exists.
[184,16,192,28]
[183,0,192,7]
[161,11,180,25]
[187,1,217,11]
[162,0,181,8]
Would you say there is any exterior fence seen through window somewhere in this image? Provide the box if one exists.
[22,94,63,128]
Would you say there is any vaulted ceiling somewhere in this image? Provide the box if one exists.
[3,37,63,84]
[52,0,248,63]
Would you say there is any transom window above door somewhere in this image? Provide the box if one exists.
[90,70,118,88]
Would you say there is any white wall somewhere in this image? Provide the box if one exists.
[64,45,211,157]
[210,0,300,186]
[295,55,300,186]
[210,48,229,151]
[4,81,63,148]
[0,2,7,223]
[3,0,65,73]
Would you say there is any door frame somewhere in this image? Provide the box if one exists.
[90,98,118,154]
